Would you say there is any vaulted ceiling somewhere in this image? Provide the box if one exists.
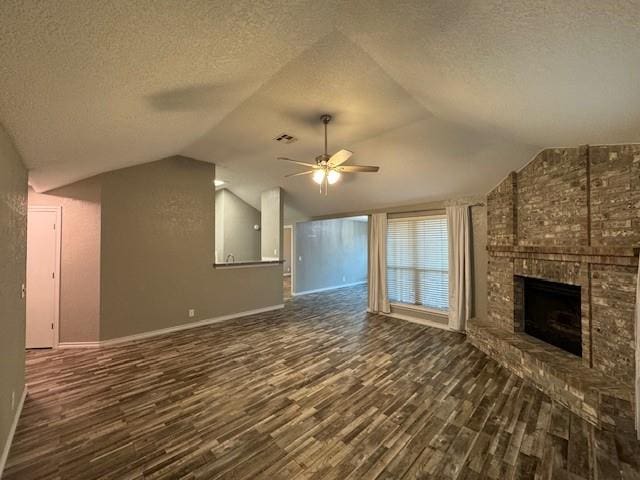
[1,1,639,219]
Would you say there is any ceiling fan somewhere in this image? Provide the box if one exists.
[278,114,380,195]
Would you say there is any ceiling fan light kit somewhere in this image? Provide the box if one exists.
[327,170,341,184]
[312,169,341,185]
[278,114,380,195]
[312,170,325,184]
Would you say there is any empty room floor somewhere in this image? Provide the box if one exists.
[5,285,640,480]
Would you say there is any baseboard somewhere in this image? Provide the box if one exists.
[100,304,285,346]
[57,341,101,348]
[381,311,453,332]
[0,387,26,478]
[293,281,366,297]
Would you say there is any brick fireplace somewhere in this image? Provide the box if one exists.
[469,144,639,431]
[517,276,582,357]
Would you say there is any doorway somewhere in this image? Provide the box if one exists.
[26,206,61,348]
[283,225,293,300]
[291,216,368,297]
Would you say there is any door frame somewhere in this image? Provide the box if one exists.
[27,205,62,348]
[285,224,295,296]
[284,224,293,277]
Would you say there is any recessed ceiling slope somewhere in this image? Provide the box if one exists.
[345,0,640,146]
[0,0,638,219]
[184,31,538,217]
[0,0,342,191]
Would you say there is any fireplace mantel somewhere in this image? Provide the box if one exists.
[487,244,639,267]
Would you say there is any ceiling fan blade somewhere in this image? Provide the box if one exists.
[327,149,353,167]
[335,165,380,173]
[277,157,317,168]
[285,170,315,178]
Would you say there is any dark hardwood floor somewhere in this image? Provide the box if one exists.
[6,285,640,479]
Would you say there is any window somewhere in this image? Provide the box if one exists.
[386,215,448,312]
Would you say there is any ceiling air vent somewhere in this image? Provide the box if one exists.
[274,133,298,144]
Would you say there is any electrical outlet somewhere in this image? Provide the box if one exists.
[274,248,278,256]
[188,309,195,318]
[298,256,302,262]
[21,283,25,299]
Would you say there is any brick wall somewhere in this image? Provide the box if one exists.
[517,147,588,247]
[482,143,639,387]
[487,172,517,246]
[487,256,514,331]
[591,264,637,384]
[590,144,640,247]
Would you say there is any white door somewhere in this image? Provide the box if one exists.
[26,208,59,348]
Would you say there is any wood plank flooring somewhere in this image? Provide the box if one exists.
[5,284,640,479]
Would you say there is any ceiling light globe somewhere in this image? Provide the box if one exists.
[327,170,341,184]
[312,170,326,184]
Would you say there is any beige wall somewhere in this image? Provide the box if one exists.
[0,124,27,457]
[470,202,488,321]
[27,180,101,343]
[214,188,261,262]
[260,187,283,261]
[99,156,283,340]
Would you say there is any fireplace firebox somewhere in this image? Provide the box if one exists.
[520,276,582,357]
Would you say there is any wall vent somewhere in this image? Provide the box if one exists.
[274,133,298,144]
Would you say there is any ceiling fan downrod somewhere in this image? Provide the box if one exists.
[321,114,331,158]
[278,113,378,196]
[320,114,332,195]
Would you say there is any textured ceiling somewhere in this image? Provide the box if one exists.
[1,0,639,218]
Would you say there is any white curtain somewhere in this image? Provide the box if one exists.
[368,213,390,314]
[447,205,472,331]
[636,265,640,439]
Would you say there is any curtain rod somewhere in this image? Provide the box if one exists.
[312,202,486,221]
[386,202,485,216]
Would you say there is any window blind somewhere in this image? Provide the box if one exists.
[386,215,449,311]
